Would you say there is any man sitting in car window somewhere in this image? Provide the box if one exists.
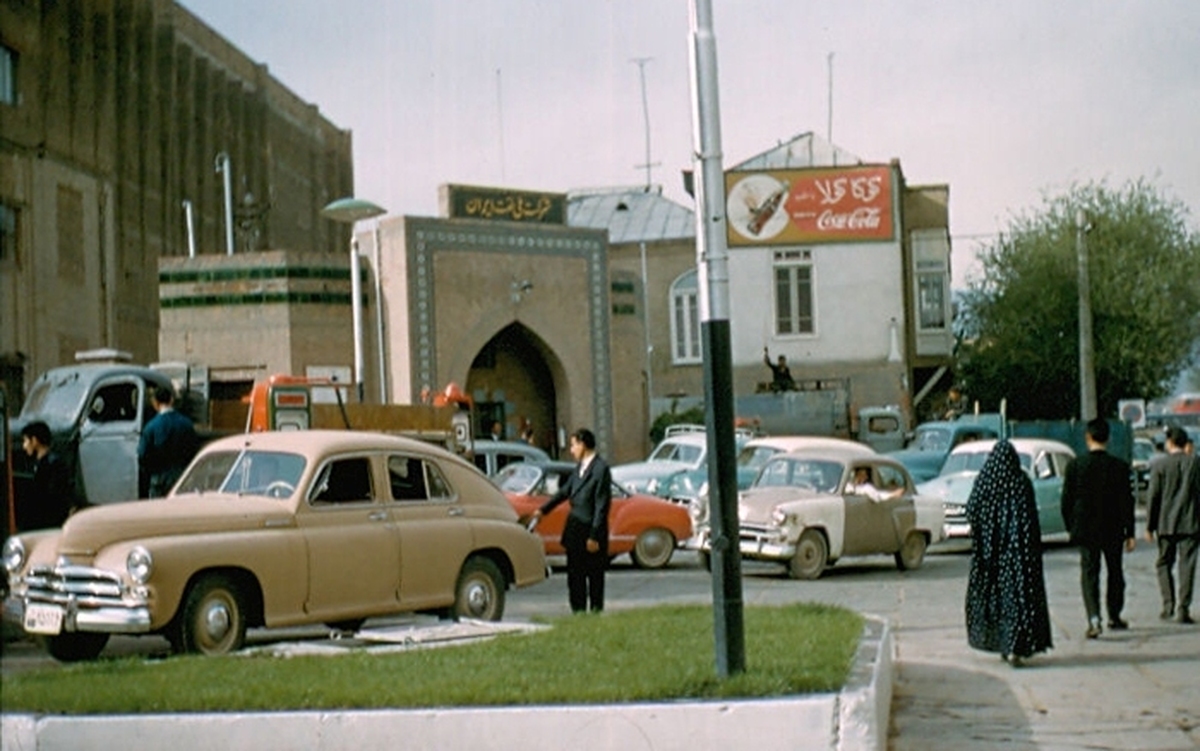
[845,466,903,502]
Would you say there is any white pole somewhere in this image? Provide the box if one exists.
[182,199,196,258]
[215,152,234,256]
[373,222,388,403]
[350,236,365,402]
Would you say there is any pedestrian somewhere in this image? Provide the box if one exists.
[530,428,611,613]
[965,439,1052,665]
[138,386,198,498]
[1144,425,1200,624]
[1061,418,1137,637]
[762,347,795,392]
[17,421,78,530]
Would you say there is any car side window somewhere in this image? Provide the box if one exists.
[388,455,428,501]
[88,382,140,424]
[876,465,907,494]
[309,457,374,505]
[1033,451,1055,480]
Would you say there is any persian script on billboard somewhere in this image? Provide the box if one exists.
[725,165,895,246]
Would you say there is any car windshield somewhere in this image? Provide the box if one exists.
[909,427,951,452]
[737,445,780,471]
[647,441,703,464]
[754,458,843,493]
[1132,440,1154,462]
[174,450,307,498]
[495,463,543,495]
[18,374,90,432]
[939,449,1034,477]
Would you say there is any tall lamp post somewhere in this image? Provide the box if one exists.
[322,197,387,403]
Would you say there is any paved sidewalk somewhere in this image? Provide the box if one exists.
[889,540,1200,750]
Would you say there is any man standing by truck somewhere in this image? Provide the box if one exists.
[17,421,77,530]
[138,387,198,498]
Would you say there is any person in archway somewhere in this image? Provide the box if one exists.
[530,428,611,613]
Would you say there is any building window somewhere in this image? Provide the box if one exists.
[0,44,15,105]
[773,251,814,335]
[917,270,946,330]
[0,202,16,262]
[911,229,950,332]
[670,269,701,364]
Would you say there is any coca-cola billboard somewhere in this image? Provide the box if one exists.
[724,165,895,246]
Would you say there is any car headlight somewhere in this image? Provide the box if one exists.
[771,508,790,527]
[688,498,708,525]
[126,546,153,584]
[3,537,25,574]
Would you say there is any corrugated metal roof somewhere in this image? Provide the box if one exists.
[567,185,695,245]
[730,131,862,171]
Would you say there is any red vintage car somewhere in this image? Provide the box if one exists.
[496,461,692,569]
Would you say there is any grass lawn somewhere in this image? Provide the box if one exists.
[0,603,863,715]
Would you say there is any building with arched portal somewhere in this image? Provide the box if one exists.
[365,185,621,460]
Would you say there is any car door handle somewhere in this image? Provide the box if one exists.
[368,510,389,522]
[447,507,464,516]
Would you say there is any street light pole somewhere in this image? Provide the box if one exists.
[689,0,745,678]
[1077,209,1097,421]
[322,197,387,403]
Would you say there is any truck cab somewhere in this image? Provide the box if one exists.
[8,353,180,520]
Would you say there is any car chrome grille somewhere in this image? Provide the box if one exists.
[22,564,126,608]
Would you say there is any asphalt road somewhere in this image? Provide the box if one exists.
[1,543,967,674]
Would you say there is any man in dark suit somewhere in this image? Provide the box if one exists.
[1061,418,1136,638]
[532,428,611,613]
[1144,426,1200,624]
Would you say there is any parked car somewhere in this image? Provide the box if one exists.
[695,446,945,579]
[496,461,692,569]
[887,417,1002,483]
[916,437,1075,541]
[3,430,547,661]
[611,426,750,498]
[1130,436,1158,503]
[469,439,550,477]
[736,435,875,490]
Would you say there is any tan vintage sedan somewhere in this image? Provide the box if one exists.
[3,430,547,661]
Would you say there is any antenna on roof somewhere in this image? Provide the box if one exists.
[630,57,661,190]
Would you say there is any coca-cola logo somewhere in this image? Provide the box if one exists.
[816,207,882,231]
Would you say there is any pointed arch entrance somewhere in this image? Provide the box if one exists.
[466,323,563,456]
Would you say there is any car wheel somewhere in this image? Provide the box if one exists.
[788,529,828,580]
[324,618,366,633]
[453,557,506,621]
[631,528,676,569]
[895,531,927,571]
[176,573,247,656]
[40,632,110,662]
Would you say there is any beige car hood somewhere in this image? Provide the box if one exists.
[57,495,292,556]
[739,487,825,525]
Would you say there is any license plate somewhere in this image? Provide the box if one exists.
[24,603,64,635]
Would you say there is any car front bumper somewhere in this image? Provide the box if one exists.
[6,564,154,635]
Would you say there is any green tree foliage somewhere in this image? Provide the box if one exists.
[957,180,1200,420]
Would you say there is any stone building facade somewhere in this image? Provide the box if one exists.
[0,0,353,408]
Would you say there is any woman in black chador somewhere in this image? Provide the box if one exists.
[965,440,1053,665]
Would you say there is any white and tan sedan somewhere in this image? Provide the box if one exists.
[699,447,944,579]
[3,430,547,661]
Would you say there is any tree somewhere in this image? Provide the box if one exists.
[957,180,1200,420]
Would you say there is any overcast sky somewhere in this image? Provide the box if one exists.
[180,0,1199,287]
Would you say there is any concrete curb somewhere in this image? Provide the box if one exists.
[1,615,892,751]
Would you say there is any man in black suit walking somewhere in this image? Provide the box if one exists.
[1061,418,1137,638]
[532,428,611,613]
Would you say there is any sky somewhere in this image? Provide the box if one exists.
[179,0,1200,288]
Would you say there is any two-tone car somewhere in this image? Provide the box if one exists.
[3,430,547,661]
[916,437,1075,541]
[696,446,944,579]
